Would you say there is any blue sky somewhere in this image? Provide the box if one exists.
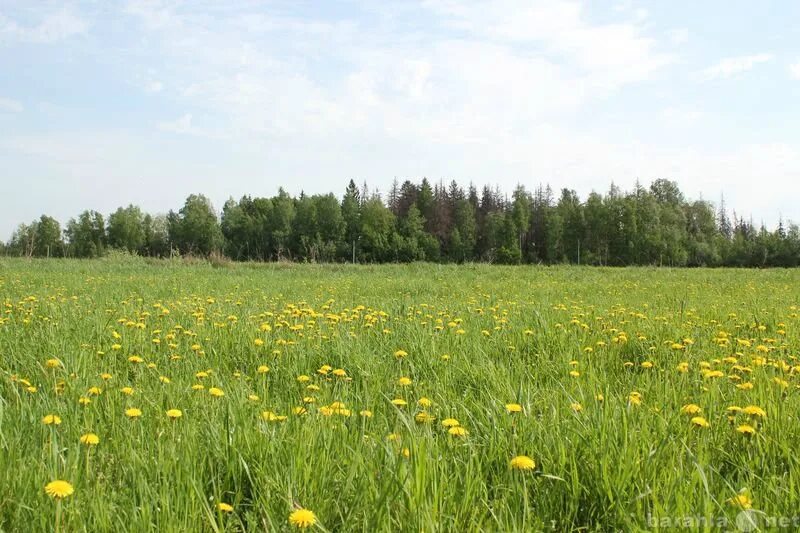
[1,0,799,239]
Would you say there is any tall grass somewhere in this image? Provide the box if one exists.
[0,260,797,531]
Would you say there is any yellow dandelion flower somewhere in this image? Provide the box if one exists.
[505,403,523,414]
[736,424,756,435]
[217,502,234,513]
[80,433,100,445]
[125,407,142,418]
[448,426,468,437]
[288,508,317,529]
[42,414,62,426]
[681,404,702,415]
[510,455,536,471]
[441,418,460,428]
[209,387,225,397]
[166,409,182,419]
[44,480,74,499]
[742,406,766,418]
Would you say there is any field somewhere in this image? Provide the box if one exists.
[1,259,799,531]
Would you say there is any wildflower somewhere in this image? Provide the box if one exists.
[441,418,460,428]
[390,398,407,407]
[736,424,756,435]
[728,492,753,509]
[742,406,766,418]
[45,480,74,499]
[571,402,583,412]
[88,386,102,396]
[415,411,435,424]
[397,376,412,386]
[42,414,62,426]
[209,387,225,397]
[45,358,61,368]
[78,397,91,405]
[296,375,311,383]
[505,403,523,414]
[257,365,269,374]
[120,387,134,395]
[80,433,100,445]
[417,397,432,408]
[288,508,317,529]
[691,417,710,428]
[510,455,536,471]
[217,502,234,513]
[676,362,689,373]
[166,409,182,420]
[394,350,408,359]
[448,426,468,437]
[125,408,142,418]
[332,368,347,377]
[681,404,702,415]
[359,410,373,418]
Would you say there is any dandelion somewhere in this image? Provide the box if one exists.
[441,418,460,428]
[288,508,317,529]
[727,492,753,509]
[217,502,234,513]
[257,365,269,374]
[42,414,62,425]
[45,480,74,499]
[448,426,468,437]
[45,358,61,369]
[736,424,756,435]
[359,410,373,418]
[681,404,702,415]
[80,433,100,445]
[394,349,408,359]
[125,408,142,418]
[742,406,766,418]
[166,409,182,420]
[390,398,407,407]
[397,376,412,386]
[505,403,523,414]
[571,402,583,412]
[209,387,225,397]
[417,397,432,408]
[415,411,435,424]
[510,455,536,471]
[691,416,710,428]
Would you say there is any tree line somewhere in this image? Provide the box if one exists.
[3,178,799,267]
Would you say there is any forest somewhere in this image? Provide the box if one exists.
[3,178,798,267]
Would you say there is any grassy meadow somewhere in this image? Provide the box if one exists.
[1,258,799,531]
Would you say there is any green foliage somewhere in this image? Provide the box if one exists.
[6,179,800,266]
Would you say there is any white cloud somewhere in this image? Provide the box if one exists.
[157,113,194,134]
[702,53,773,80]
[668,28,688,45]
[145,80,163,93]
[660,107,704,126]
[790,61,800,80]
[0,10,87,43]
[423,0,673,90]
[0,97,23,113]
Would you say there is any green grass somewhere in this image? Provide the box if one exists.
[1,258,799,531]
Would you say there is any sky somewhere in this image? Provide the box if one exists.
[1,0,799,240]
